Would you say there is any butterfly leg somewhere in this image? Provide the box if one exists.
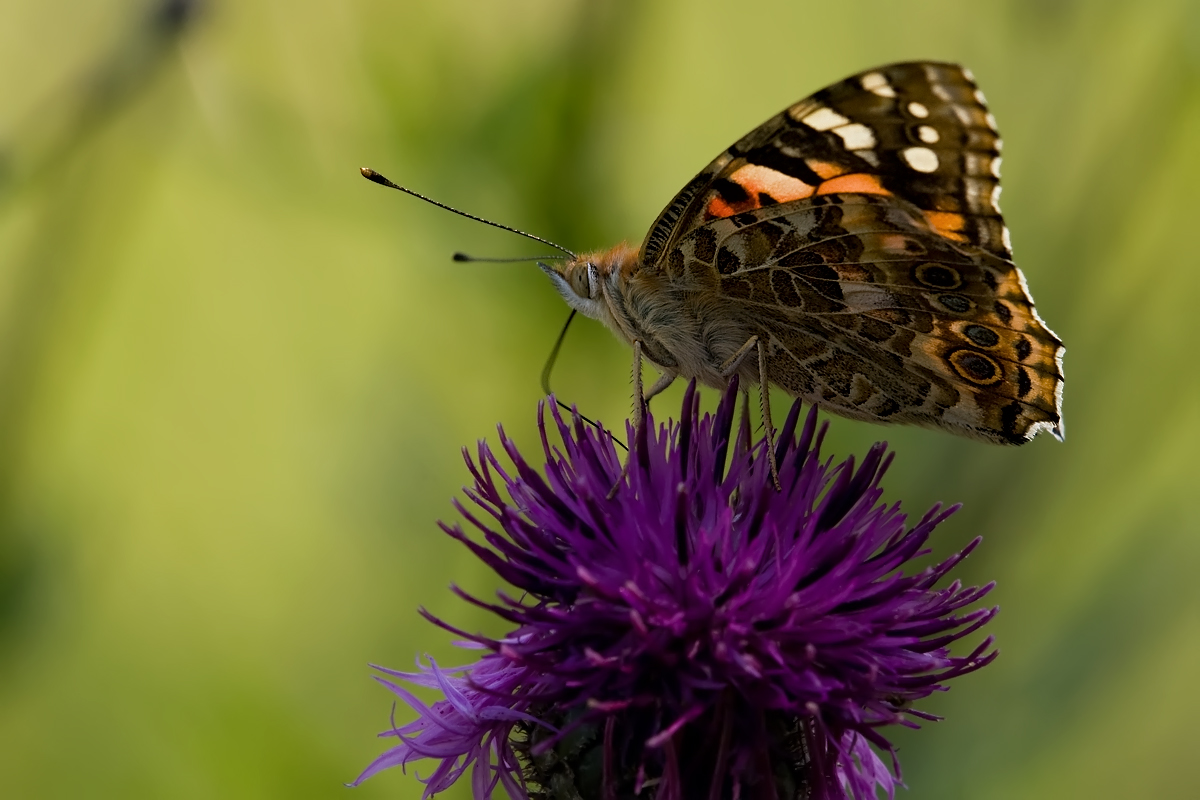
[629,341,675,429]
[644,372,676,405]
[611,342,675,499]
[756,337,780,490]
[630,339,645,431]
[717,335,779,489]
[718,335,759,378]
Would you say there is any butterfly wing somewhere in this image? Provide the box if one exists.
[697,196,1062,444]
[644,62,1064,444]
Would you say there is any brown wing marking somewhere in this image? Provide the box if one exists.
[757,314,1061,445]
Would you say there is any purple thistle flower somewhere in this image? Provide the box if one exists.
[354,380,997,799]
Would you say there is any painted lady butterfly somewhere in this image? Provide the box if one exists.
[539,61,1064,458]
[364,62,1064,478]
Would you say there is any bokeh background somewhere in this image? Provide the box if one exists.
[0,0,1197,797]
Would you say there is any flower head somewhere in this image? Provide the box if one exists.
[355,380,997,799]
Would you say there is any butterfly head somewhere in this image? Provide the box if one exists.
[539,243,638,323]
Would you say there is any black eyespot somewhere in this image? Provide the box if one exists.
[914,263,963,289]
[937,294,971,313]
[964,324,1000,348]
[949,349,1002,385]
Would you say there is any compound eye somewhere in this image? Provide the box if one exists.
[568,267,588,298]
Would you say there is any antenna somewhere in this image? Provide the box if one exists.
[360,167,621,449]
[453,252,567,263]
[359,168,576,259]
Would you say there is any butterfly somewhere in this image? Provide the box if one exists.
[538,61,1064,464]
[363,61,1064,482]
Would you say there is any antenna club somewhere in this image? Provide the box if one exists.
[360,167,389,186]
[452,252,470,262]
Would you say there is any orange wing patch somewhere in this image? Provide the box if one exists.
[727,164,816,204]
[706,164,816,219]
[806,159,847,180]
[922,210,968,243]
[702,166,896,220]
[815,172,891,196]
[706,195,742,218]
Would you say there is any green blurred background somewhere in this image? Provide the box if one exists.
[0,0,1197,797]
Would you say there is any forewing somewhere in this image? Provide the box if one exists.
[641,61,1010,266]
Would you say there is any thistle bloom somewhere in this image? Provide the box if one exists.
[354,380,997,799]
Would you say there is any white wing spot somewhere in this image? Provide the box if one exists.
[833,122,876,150]
[801,107,850,131]
[962,67,976,82]
[856,150,880,167]
[991,184,1003,212]
[974,89,988,106]
[907,101,930,118]
[1002,226,1013,252]
[903,147,939,173]
[964,177,985,210]
[990,156,1003,178]
[985,112,998,131]
[932,82,953,101]
[918,125,940,144]
[860,71,897,98]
